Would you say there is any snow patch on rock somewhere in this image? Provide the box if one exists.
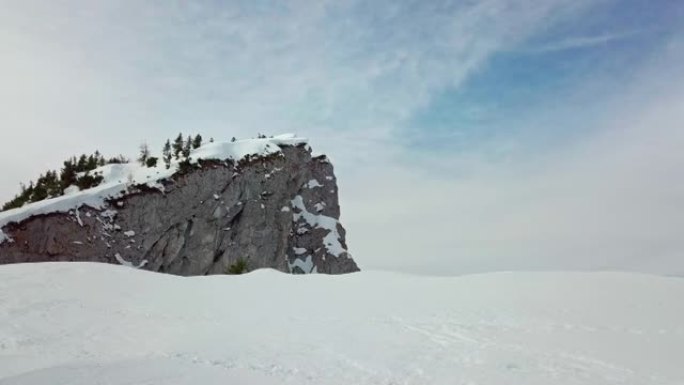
[0,232,11,244]
[73,208,84,227]
[305,179,323,189]
[114,253,147,269]
[291,195,346,257]
[313,202,326,212]
[288,255,317,274]
[189,134,306,164]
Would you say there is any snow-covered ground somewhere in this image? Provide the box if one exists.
[1,263,683,384]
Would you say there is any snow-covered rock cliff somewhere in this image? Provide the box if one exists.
[0,134,360,275]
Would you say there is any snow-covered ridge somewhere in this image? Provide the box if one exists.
[0,134,307,244]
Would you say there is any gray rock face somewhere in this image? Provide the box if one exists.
[0,145,360,275]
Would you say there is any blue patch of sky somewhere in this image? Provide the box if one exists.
[401,0,682,155]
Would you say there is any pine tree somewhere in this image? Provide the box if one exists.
[2,181,34,211]
[86,154,98,170]
[209,137,214,143]
[31,174,48,202]
[182,135,192,159]
[44,171,60,197]
[231,137,236,143]
[192,134,203,149]
[173,133,184,159]
[60,158,77,190]
[107,155,128,164]
[75,172,104,190]
[76,154,88,171]
[94,150,106,166]
[138,143,150,166]
[24,182,35,205]
[162,140,172,169]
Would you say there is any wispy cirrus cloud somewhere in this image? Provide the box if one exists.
[519,30,642,53]
[0,0,601,178]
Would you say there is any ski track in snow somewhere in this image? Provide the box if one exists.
[0,263,683,384]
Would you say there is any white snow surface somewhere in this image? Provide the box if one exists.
[0,263,683,385]
[189,134,304,164]
[62,185,80,195]
[0,134,307,244]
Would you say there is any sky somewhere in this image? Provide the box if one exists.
[1,0,683,275]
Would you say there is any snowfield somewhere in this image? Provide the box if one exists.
[1,263,683,385]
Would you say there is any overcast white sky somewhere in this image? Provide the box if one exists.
[1,0,682,275]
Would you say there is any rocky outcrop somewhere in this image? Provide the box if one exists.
[0,144,360,275]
